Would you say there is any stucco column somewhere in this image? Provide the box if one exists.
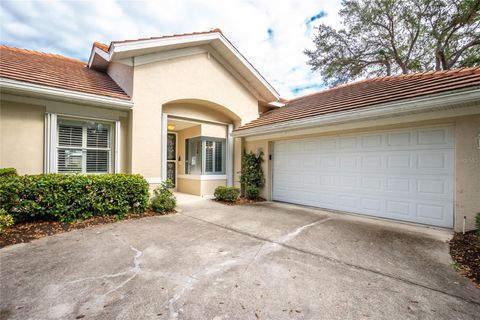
[161,113,168,181]
[226,124,234,186]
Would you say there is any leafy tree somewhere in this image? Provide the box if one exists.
[305,0,480,86]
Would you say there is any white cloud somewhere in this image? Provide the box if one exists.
[0,0,342,98]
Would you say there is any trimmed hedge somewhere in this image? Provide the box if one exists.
[0,174,149,223]
[214,186,240,202]
[0,168,17,179]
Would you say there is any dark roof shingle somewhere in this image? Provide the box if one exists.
[238,68,480,131]
[0,45,129,100]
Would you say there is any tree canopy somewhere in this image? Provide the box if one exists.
[305,0,480,86]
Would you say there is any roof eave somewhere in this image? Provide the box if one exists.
[0,78,133,109]
[232,88,480,138]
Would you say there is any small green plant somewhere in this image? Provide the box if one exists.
[245,185,260,200]
[0,168,17,179]
[476,212,480,236]
[151,180,176,213]
[0,209,14,234]
[214,186,240,202]
[450,261,462,271]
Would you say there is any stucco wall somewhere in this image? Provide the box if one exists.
[0,99,130,175]
[120,115,131,173]
[176,125,201,177]
[454,115,480,231]
[243,139,271,199]
[0,101,45,174]
[107,60,134,97]
[177,178,201,196]
[163,103,233,124]
[131,52,260,180]
[201,123,226,139]
[202,179,227,196]
[245,114,480,232]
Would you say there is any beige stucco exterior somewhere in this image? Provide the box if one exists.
[0,97,130,175]
[1,37,478,232]
[130,52,260,180]
[244,111,480,232]
[0,101,45,174]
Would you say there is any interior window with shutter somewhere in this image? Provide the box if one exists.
[57,119,112,173]
[185,137,225,175]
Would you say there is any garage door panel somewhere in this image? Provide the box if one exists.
[273,126,454,228]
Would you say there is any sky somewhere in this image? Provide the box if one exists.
[0,0,343,98]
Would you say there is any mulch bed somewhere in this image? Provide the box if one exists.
[214,197,266,206]
[0,210,175,248]
[449,231,480,287]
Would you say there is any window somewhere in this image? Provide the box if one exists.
[185,137,225,175]
[57,119,112,173]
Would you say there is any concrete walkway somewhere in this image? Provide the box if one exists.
[0,194,478,320]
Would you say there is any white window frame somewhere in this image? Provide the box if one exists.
[45,113,120,174]
[185,136,226,175]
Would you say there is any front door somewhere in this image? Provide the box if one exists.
[166,133,176,188]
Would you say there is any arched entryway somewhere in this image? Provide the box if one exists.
[161,99,241,196]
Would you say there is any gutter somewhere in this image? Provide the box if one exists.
[232,88,480,138]
[0,78,133,109]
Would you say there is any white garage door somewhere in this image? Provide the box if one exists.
[273,126,454,228]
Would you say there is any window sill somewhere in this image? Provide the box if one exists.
[178,174,227,181]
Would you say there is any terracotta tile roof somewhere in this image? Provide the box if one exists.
[93,42,109,53]
[0,45,129,100]
[238,67,480,131]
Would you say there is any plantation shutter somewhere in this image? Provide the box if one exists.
[214,141,223,173]
[86,123,110,173]
[57,123,83,173]
[205,141,214,173]
[56,120,111,174]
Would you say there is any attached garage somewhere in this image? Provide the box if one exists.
[236,68,480,232]
[272,126,455,228]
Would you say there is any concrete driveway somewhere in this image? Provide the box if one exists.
[0,194,479,320]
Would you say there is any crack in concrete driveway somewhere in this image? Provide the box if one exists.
[180,212,480,307]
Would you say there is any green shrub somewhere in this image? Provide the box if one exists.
[214,186,240,202]
[245,185,260,200]
[151,180,176,213]
[0,174,149,223]
[240,150,265,196]
[476,213,480,236]
[0,209,14,234]
[0,168,17,179]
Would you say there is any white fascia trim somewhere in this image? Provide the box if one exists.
[215,34,280,100]
[0,78,133,109]
[111,32,280,100]
[178,174,227,181]
[268,101,286,107]
[232,89,480,138]
[88,47,111,68]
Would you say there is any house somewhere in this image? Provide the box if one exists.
[1,29,479,232]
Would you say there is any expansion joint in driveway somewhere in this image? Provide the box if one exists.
[179,212,480,307]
